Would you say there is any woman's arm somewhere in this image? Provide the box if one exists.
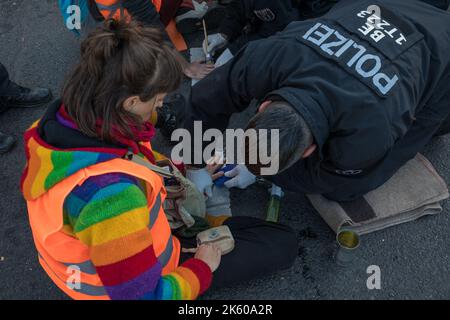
[219,0,249,41]
[64,173,212,300]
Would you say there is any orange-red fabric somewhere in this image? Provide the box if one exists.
[95,0,187,51]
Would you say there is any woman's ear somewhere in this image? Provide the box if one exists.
[302,144,317,159]
[123,96,139,112]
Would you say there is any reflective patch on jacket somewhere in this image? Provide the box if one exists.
[335,169,363,176]
[254,8,276,22]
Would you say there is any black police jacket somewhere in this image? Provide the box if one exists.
[190,0,450,201]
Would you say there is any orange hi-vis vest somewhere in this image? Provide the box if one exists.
[26,154,181,300]
[95,0,188,51]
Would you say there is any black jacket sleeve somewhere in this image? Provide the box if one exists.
[219,0,252,41]
[220,0,302,40]
[121,0,170,41]
[122,0,161,27]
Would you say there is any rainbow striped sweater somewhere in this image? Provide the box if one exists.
[21,105,212,300]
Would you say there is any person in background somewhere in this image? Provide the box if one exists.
[181,0,450,201]
[91,0,224,79]
[21,20,297,300]
[205,0,339,55]
[0,63,52,154]
[87,0,220,139]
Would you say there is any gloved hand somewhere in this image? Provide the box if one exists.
[186,168,214,197]
[203,33,228,55]
[223,165,256,189]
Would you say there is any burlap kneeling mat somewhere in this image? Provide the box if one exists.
[307,154,449,235]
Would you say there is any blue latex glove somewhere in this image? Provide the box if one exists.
[224,165,256,189]
[186,168,214,197]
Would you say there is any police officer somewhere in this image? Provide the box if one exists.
[184,0,450,201]
[0,63,52,154]
[206,0,338,54]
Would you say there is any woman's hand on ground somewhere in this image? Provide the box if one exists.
[195,244,222,272]
[184,61,215,80]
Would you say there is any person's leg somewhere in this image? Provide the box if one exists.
[0,63,52,109]
[0,63,12,113]
[211,217,298,288]
[0,62,50,154]
[0,63,10,94]
[0,63,19,98]
[0,64,15,153]
[179,216,298,289]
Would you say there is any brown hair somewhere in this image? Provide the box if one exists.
[62,19,183,143]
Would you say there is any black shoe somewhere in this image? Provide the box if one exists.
[0,83,52,109]
[156,94,186,141]
[0,131,16,154]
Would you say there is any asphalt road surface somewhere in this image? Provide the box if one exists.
[1,0,449,300]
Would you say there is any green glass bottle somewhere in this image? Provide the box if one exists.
[266,184,284,222]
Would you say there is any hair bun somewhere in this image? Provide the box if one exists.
[104,18,129,42]
[104,18,120,32]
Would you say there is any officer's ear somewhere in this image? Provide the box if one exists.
[258,100,273,113]
[302,144,317,159]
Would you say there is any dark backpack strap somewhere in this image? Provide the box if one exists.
[91,0,124,20]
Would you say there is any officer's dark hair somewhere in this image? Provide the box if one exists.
[245,100,314,176]
[62,19,183,144]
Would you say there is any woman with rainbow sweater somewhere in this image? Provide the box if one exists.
[21,19,297,300]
